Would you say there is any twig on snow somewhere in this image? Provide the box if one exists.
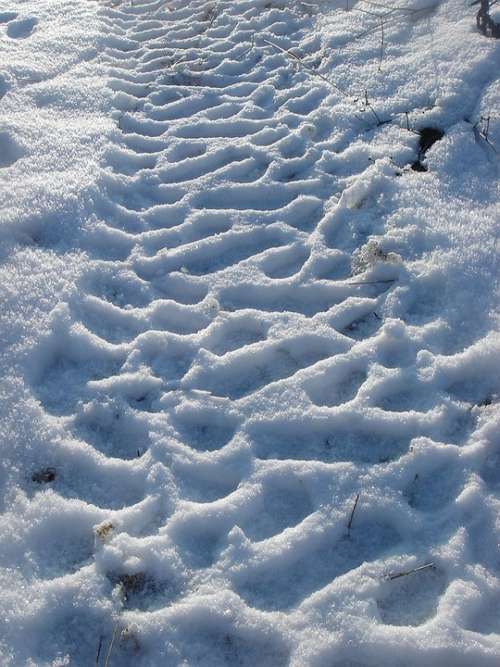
[473,114,499,153]
[353,5,438,41]
[363,89,382,124]
[378,16,385,71]
[387,562,435,580]
[206,3,218,30]
[482,114,491,140]
[260,37,347,98]
[104,625,120,667]
[96,636,103,666]
[347,492,360,534]
[347,278,396,286]
[260,37,384,126]
[239,35,256,60]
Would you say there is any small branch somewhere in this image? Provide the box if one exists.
[207,3,218,30]
[104,625,120,667]
[473,117,499,153]
[260,37,348,99]
[347,278,396,285]
[347,493,360,534]
[387,562,435,580]
[299,1,317,9]
[238,35,256,60]
[481,114,491,141]
[483,134,499,153]
[354,13,406,39]
[96,636,103,666]
[358,0,425,12]
[362,89,382,125]
[378,17,385,71]
[261,37,386,125]
[354,6,437,41]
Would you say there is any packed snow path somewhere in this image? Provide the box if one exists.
[1,0,500,665]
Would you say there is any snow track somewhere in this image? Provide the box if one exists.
[2,0,500,665]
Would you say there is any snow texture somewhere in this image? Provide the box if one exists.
[0,0,499,665]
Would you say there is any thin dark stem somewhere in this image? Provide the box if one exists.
[104,626,119,667]
[388,562,435,580]
[261,36,386,125]
[260,37,348,99]
[354,6,436,41]
[378,17,385,71]
[96,636,103,667]
[362,90,382,124]
[347,493,360,533]
[348,279,396,285]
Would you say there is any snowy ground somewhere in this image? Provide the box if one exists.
[0,0,499,665]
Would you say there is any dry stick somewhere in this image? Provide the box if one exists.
[96,636,103,666]
[357,0,412,10]
[347,493,360,534]
[353,5,395,19]
[354,14,404,40]
[260,37,382,126]
[483,114,491,141]
[480,131,499,153]
[349,7,390,76]
[104,625,120,667]
[347,278,396,285]
[388,562,435,580]
[474,117,499,153]
[353,6,436,41]
[364,89,382,125]
[378,16,385,71]
[238,35,256,60]
[354,6,429,41]
[359,0,437,15]
[260,37,347,97]
[350,2,410,38]
[207,3,218,29]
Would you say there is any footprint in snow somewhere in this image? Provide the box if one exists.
[7,16,38,39]
[0,12,18,24]
[0,73,9,101]
[0,131,24,168]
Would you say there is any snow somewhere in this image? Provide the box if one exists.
[0,0,499,665]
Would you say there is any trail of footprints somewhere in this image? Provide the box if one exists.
[26,0,492,663]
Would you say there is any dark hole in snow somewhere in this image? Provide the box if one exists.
[411,127,444,172]
[107,571,180,611]
[107,571,147,603]
[119,572,147,596]
[32,467,56,484]
[418,127,444,153]
[411,160,427,172]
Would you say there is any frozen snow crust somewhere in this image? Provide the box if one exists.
[0,0,500,665]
